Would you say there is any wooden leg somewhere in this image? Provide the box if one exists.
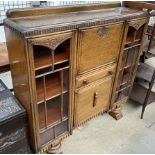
[47,140,62,154]
[109,105,123,120]
[141,104,147,119]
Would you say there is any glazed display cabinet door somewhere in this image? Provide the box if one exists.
[111,18,147,107]
[28,31,75,150]
[78,23,123,73]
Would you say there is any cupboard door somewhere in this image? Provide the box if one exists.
[75,75,113,125]
[78,23,123,73]
[111,19,147,105]
[28,31,76,148]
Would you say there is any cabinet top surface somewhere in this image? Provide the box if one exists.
[4,7,147,37]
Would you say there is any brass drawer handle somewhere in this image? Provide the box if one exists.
[93,92,98,107]
[83,80,90,85]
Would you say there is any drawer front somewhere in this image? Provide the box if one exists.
[76,64,116,88]
[75,75,113,125]
[78,23,123,73]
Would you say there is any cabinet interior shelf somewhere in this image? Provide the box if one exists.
[40,116,68,133]
[120,65,131,71]
[125,25,144,45]
[35,65,70,79]
[34,48,69,71]
[36,73,68,104]
[38,91,69,129]
[124,43,140,50]
[37,90,68,104]
[125,39,140,45]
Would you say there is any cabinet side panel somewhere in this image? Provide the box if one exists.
[4,27,37,151]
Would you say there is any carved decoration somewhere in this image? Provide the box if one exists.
[4,12,147,37]
[129,21,146,30]
[47,140,62,154]
[29,35,71,50]
[97,26,109,38]
[109,104,123,120]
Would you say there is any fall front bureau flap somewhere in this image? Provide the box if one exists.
[77,23,123,73]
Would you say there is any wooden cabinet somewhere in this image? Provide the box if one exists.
[4,3,149,153]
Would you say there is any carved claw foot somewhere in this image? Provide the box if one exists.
[47,141,62,154]
[109,104,123,120]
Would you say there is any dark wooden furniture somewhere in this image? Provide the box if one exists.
[130,10,155,119]
[4,2,155,153]
[142,22,155,60]
[130,63,155,118]
[0,79,31,153]
[0,42,10,73]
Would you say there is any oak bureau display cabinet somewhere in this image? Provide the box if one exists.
[4,2,155,153]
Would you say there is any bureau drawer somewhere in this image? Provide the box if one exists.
[76,64,116,88]
[78,23,123,73]
[75,75,113,125]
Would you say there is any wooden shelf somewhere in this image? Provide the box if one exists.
[120,65,131,71]
[35,65,70,78]
[119,68,131,85]
[34,46,69,71]
[136,63,154,83]
[125,39,140,45]
[47,95,68,126]
[126,36,134,44]
[116,83,130,93]
[40,117,68,133]
[130,82,155,105]
[38,94,69,129]
[54,61,69,71]
[54,49,69,65]
[36,72,68,104]
[125,26,143,45]
[34,54,52,70]
[124,43,140,50]
[114,88,129,103]
[34,47,52,70]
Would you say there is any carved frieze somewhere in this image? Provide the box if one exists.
[97,26,109,38]
[128,20,146,30]
[29,35,71,50]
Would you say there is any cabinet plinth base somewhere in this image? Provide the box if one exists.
[47,141,62,154]
[109,105,123,120]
